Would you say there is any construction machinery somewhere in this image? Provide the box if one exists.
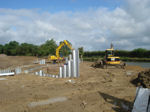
[92,44,125,68]
[48,40,73,63]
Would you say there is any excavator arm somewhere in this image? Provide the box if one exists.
[56,42,65,59]
[63,40,73,50]
[56,40,73,59]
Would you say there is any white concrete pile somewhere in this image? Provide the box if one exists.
[15,67,22,74]
[39,59,46,64]
[0,72,15,76]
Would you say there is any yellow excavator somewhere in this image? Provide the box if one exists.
[92,44,125,68]
[48,40,73,63]
[104,44,121,65]
[102,44,126,68]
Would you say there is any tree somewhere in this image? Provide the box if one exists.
[115,50,130,57]
[83,51,105,57]
[0,44,3,54]
[78,47,84,58]
[3,41,19,55]
[130,48,147,58]
[17,43,38,56]
[38,39,58,56]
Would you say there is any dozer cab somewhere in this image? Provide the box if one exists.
[48,40,73,63]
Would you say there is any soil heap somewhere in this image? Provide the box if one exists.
[136,69,150,88]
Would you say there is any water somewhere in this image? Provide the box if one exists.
[126,62,150,68]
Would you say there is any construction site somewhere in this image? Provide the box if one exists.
[0,41,150,112]
[1,0,150,111]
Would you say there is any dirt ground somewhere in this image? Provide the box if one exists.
[0,56,146,112]
[0,55,37,69]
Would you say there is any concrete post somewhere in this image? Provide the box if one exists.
[76,50,80,77]
[15,67,21,74]
[68,60,71,77]
[69,54,72,61]
[64,65,67,78]
[39,70,42,76]
[43,59,45,64]
[71,60,74,77]
[66,64,68,77]
[59,67,63,78]
[65,57,68,64]
[73,50,77,77]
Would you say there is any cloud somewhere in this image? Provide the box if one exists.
[0,0,150,51]
[124,0,150,21]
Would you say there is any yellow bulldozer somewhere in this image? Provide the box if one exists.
[48,40,73,63]
[92,44,126,68]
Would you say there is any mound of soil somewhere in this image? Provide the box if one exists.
[132,69,150,88]
[91,59,103,68]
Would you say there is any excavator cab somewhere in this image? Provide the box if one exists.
[105,48,114,58]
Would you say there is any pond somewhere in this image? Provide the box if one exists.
[125,62,150,68]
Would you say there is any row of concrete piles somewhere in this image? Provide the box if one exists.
[35,49,80,78]
[0,59,46,76]
[35,70,59,78]
[0,67,22,76]
[59,49,80,78]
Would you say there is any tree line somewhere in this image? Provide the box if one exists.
[0,40,150,58]
[0,39,70,56]
[84,48,150,58]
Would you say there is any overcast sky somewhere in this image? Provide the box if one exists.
[0,0,150,51]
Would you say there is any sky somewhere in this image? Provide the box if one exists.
[0,0,150,51]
